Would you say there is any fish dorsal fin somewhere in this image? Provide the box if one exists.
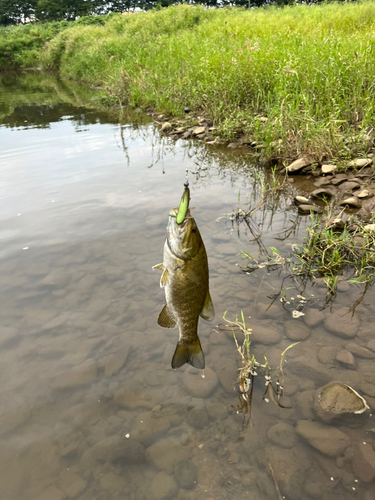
[160,268,168,288]
[157,304,177,329]
[200,291,215,321]
[152,263,164,270]
[184,267,200,285]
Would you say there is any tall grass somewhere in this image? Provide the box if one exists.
[3,3,375,158]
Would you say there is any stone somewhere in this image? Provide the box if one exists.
[192,126,205,136]
[314,382,368,423]
[360,382,375,398]
[352,442,375,482]
[151,472,178,500]
[288,356,331,386]
[296,420,350,457]
[364,223,375,232]
[227,142,239,149]
[39,270,70,289]
[294,195,309,204]
[174,459,197,490]
[51,360,97,389]
[130,411,171,446]
[346,343,375,359]
[81,435,145,467]
[321,164,337,174]
[314,177,333,187]
[318,346,337,365]
[286,157,311,173]
[161,122,172,131]
[187,407,208,429]
[183,366,218,398]
[310,188,336,199]
[215,243,237,255]
[146,438,192,474]
[347,158,372,168]
[41,312,70,332]
[324,307,359,339]
[284,320,310,341]
[104,348,129,377]
[250,324,280,345]
[338,181,361,191]
[367,339,375,352]
[304,308,323,327]
[338,196,361,208]
[265,445,311,500]
[214,356,237,393]
[358,189,370,198]
[295,390,316,420]
[100,472,124,490]
[267,423,299,449]
[58,470,87,498]
[36,486,65,500]
[297,204,323,214]
[335,350,355,369]
[0,326,17,347]
[113,386,157,409]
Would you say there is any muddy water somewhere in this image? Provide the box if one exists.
[1,72,375,500]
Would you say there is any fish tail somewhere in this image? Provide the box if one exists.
[171,337,205,370]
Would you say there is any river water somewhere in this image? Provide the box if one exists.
[1,72,375,500]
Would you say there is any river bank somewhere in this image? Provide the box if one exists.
[1,3,375,163]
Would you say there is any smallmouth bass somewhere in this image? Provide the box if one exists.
[153,197,214,369]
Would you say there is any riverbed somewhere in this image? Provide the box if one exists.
[1,71,375,500]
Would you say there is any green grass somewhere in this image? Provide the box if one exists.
[292,214,375,292]
[2,3,375,159]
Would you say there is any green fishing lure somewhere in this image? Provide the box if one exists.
[176,185,190,224]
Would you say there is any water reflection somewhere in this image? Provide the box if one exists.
[0,72,374,500]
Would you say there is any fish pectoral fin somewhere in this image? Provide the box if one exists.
[160,268,168,288]
[152,263,164,270]
[200,291,215,321]
[183,267,200,285]
[157,304,177,329]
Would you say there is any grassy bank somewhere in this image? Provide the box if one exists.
[2,3,375,159]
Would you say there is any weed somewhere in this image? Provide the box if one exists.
[215,310,298,429]
[291,214,375,292]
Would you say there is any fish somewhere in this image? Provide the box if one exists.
[153,192,214,369]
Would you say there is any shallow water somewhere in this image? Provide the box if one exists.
[1,72,375,500]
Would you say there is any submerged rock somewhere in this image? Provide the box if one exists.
[296,420,350,457]
[146,437,192,473]
[151,471,178,500]
[335,350,355,369]
[214,356,237,393]
[186,407,208,429]
[174,459,197,490]
[267,423,299,449]
[352,442,375,483]
[183,366,218,398]
[265,445,311,500]
[284,320,310,341]
[314,382,369,423]
[324,307,359,339]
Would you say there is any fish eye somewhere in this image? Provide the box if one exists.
[191,227,197,233]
